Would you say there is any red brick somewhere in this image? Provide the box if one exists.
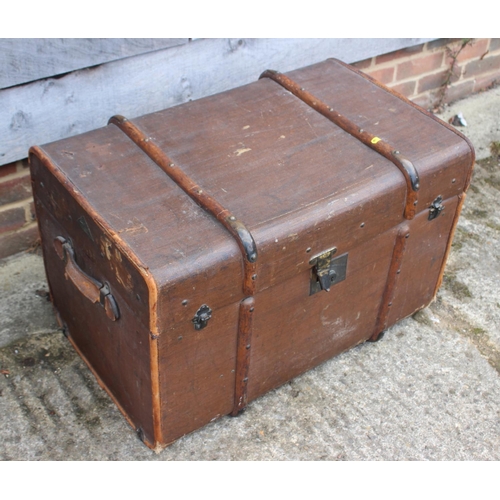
[0,223,39,259]
[365,66,395,85]
[490,39,500,52]
[0,174,32,205]
[464,54,500,78]
[389,80,416,98]
[417,69,460,94]
[0,206,26,234]
[455,39,489,63]
[444,80,476,104]
[0,162,17,178]
[375,44,424,65]
[352,57,372,70]
[443,39,471,56]
[397,52,444,80]
[473,74,500,93]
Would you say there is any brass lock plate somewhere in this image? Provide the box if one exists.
[309,249,348,295]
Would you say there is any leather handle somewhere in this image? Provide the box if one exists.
[54,236,120,321]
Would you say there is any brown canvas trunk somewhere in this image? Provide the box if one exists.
[29,59,474,450]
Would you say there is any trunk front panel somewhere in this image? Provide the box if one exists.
[248,225,397,400]
[158,301,241,444]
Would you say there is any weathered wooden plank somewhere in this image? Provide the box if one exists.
[0,38,189,89]
[0,38,434,164]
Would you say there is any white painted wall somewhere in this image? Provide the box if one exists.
[1,38,435,165]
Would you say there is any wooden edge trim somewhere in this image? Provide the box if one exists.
[149,334,163,449]
[29,145,163,449]
[433,193,466,298]
[259,70,419,220]
[231,297,255,416]
[328,58,476,190]
[108,115,258,296]
[371,225,410,340]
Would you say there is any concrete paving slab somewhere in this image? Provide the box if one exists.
[1,86,499,461]
[0,253,58,349]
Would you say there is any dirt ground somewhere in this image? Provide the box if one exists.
[1,85,499,460]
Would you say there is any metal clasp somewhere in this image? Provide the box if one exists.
[428,195,444,220]
[192,304,212,330]
[309,247,348,295]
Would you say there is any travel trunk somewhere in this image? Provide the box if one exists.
[29,59,474,450]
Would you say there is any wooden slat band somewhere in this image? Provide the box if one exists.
[331,58,476,191]
[259,70,420,220]
[108,115,258,296]
[370,225,410,341]
[231,296,255,416]
[109,115,259,415]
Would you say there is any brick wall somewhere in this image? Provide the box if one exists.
[0,158,38,258]
[1,38,499,259]
[354,38,500,111]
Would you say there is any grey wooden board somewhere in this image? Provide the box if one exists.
[0,38,189,89]
[1,38,435,164]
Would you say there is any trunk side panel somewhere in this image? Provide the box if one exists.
[31,158,155,444]
[387,195,460,324]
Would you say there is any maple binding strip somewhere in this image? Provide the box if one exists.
[259,70,420,220]
[108,115,258,296]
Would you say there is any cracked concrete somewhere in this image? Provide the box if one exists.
[1,85,499,460]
